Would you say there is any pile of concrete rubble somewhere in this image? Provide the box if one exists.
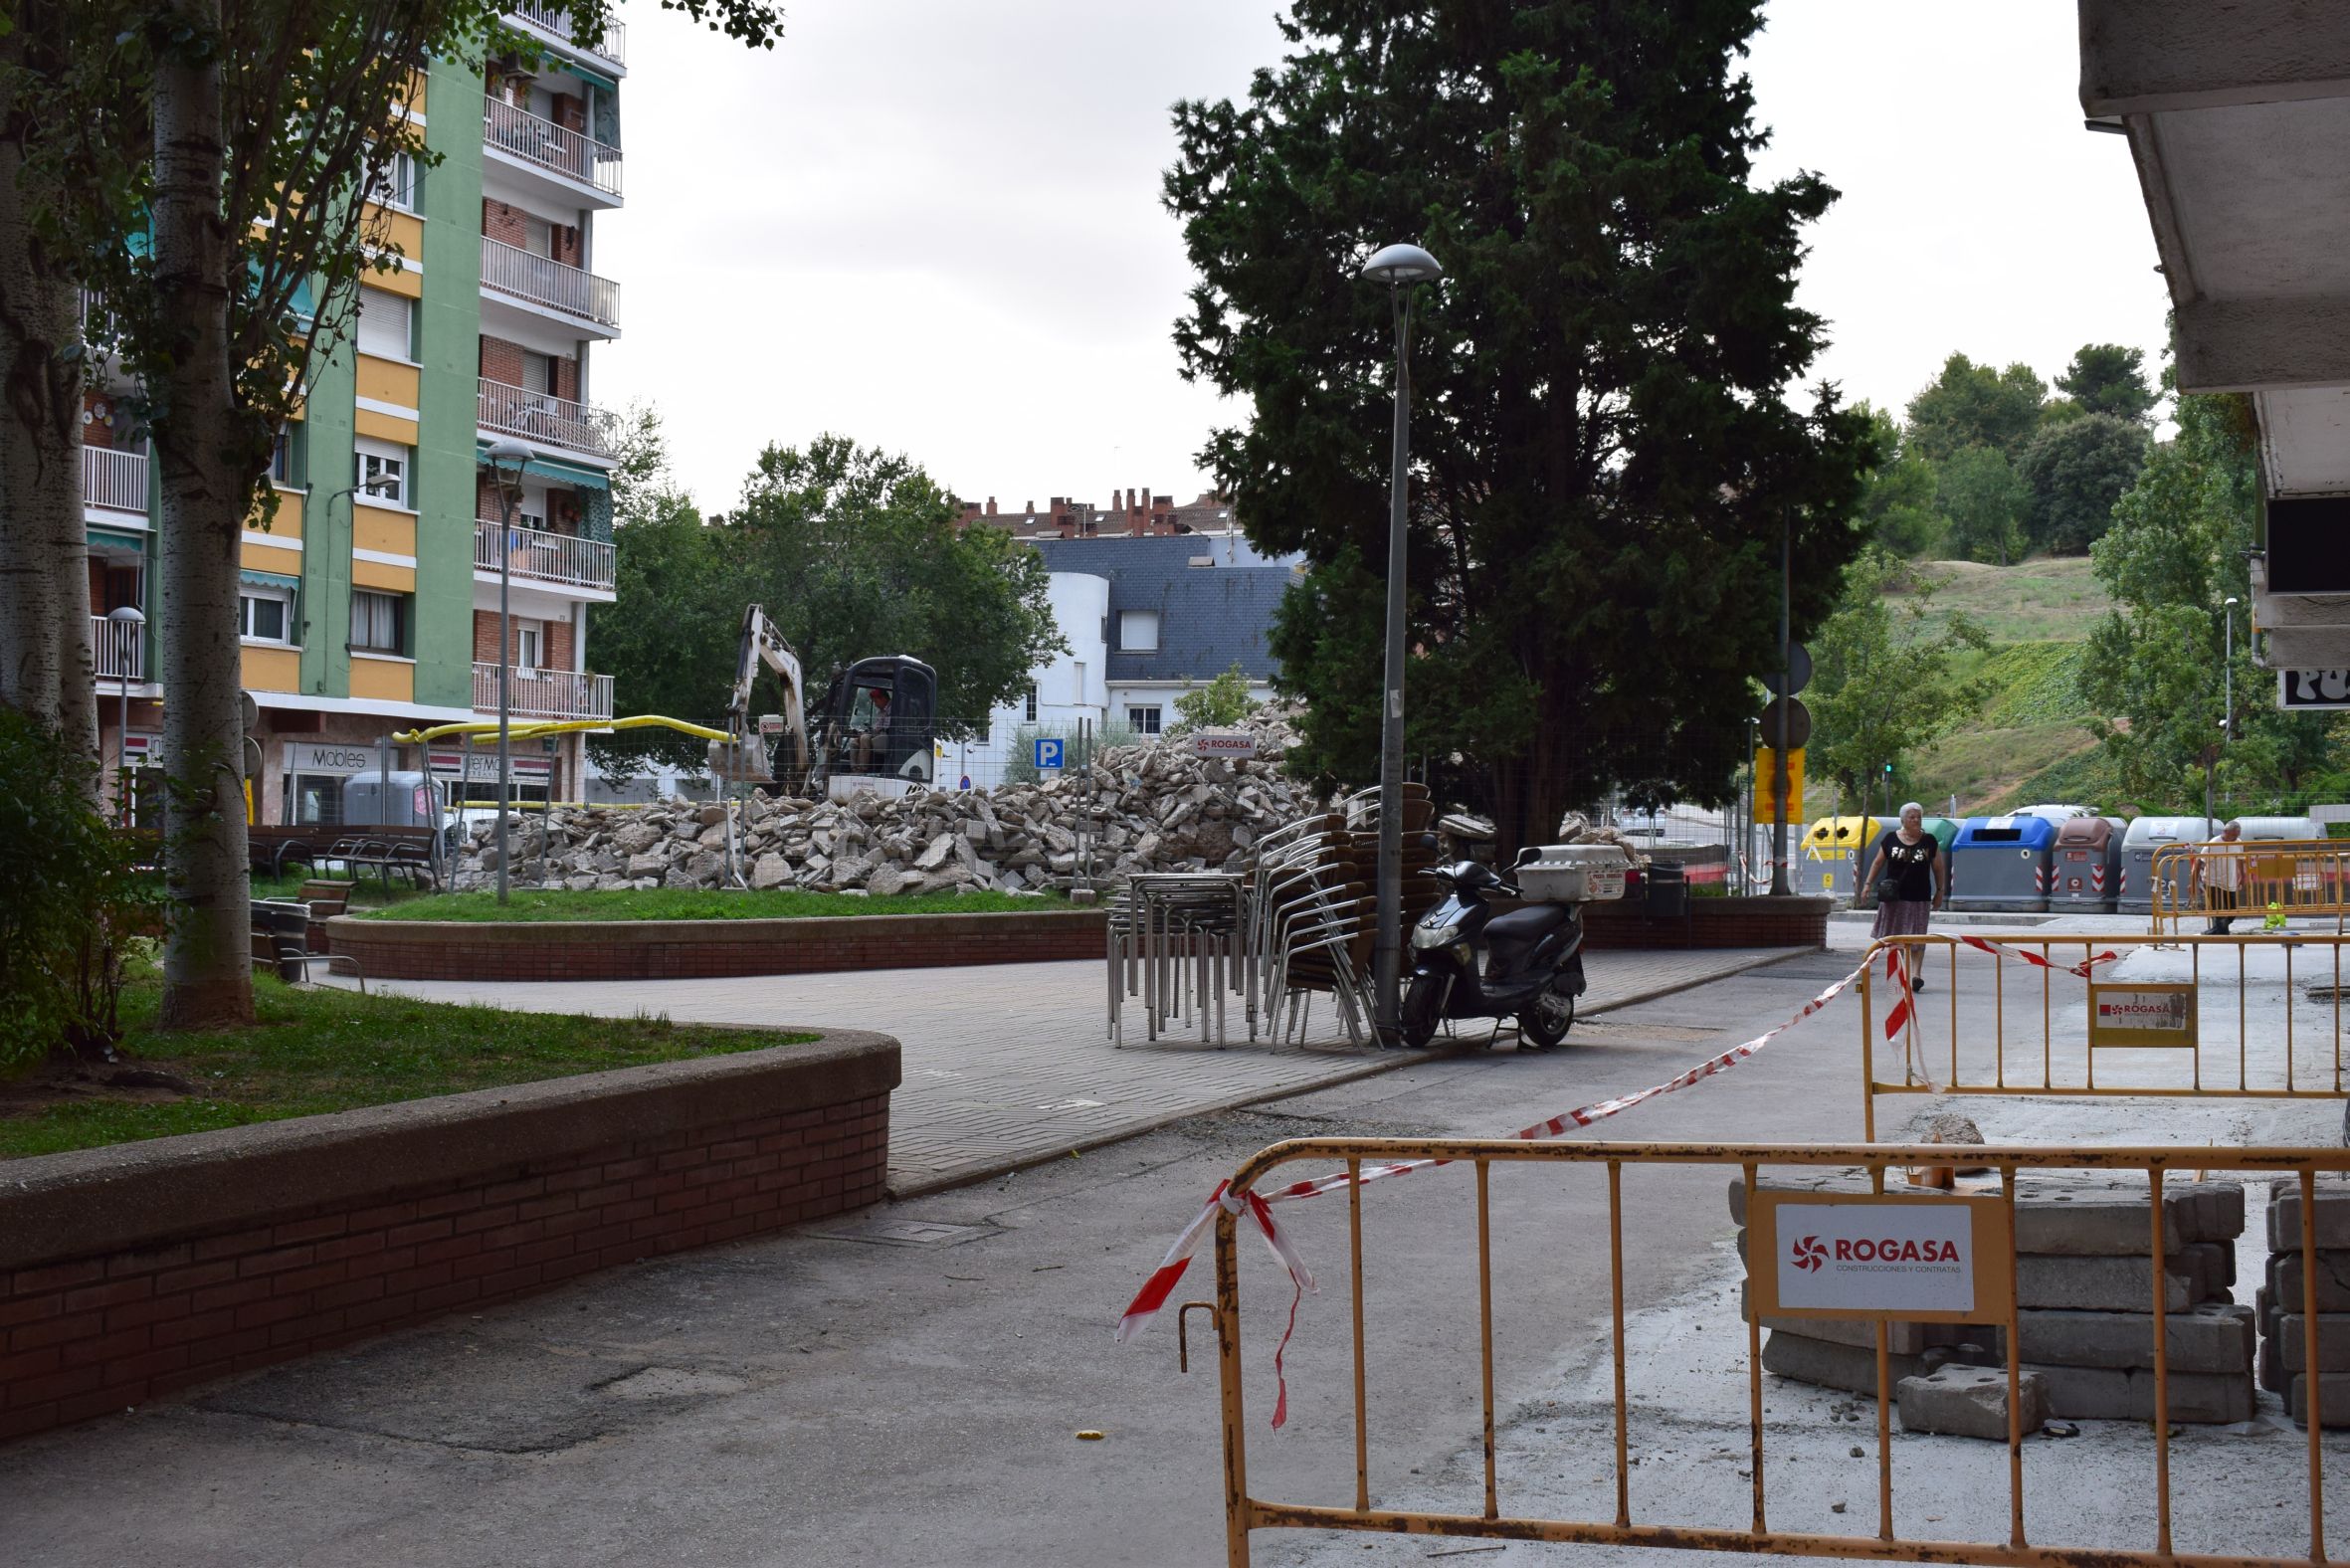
[450,709,1316,896]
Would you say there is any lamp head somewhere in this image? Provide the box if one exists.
[1361,243,1443,287]
[486,436,533,490]
[2225,596,2240,608]
[106,604,145,625]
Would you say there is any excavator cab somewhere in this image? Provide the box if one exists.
[814,657,936,799]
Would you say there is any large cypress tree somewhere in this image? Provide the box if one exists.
[1166,0,1872,846]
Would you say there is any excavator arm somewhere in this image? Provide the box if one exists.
[710,604,812,787]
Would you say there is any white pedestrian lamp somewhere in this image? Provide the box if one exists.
[1360,241,1443,1046]
[105,604,145,825]
[487,436,534,905]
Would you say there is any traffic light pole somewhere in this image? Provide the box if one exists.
[1770,512,1792,896]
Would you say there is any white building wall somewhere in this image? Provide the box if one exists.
[950,571,1108,787]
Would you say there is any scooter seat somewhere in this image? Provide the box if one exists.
[1484,903,1572,943]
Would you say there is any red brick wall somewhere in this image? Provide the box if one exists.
[327,910,1112,982]
[546,616,574,672]
[1580,896,1828,951]
[0,1094,887,1444]
[482,199,582,267]
[473,609,503,664]
[480,333,523,387]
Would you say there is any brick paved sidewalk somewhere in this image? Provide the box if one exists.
[373,945,1805,1196]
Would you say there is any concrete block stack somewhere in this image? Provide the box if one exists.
[1733,1171,2255,1426]
[2254,1176,2350,1429]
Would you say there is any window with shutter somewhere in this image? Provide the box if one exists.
[354,288,412,361]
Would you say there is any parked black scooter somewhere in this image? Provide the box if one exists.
[1399,853,1588,1050]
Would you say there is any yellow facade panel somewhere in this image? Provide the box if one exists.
[355,353,420,416]
[240,539,303,578]
[352,505,416,558]
[352,557,417,593]
[252,488,303,541]
[401,69,427,114]
[242,646,301,692]
[368,257,424,300]
[349,656,416,704]
[353,408,420,447]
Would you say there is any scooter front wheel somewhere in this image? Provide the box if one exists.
[1400,975,1443,1049]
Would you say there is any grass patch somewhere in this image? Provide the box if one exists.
[358,886,1070,922]
[0,967,817,1161]
[250,870,429,910]
[1898,556,2112,644]
[1905,722,2103,814]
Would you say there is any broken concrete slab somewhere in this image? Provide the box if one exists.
[2270,1311,2350,1373]
[2024,1363,2255,1425]
[1761,1328,1924,1397]
[2016,1248,2230,1313]
[2263,1176,2350,1250]
[2266,1248,2350,1312]
[1896,1364,2048,1441]
[2286,1371,2350,1428]
[2013,1302,2255,1375]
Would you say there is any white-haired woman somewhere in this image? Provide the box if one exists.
[1862,803,1948,979]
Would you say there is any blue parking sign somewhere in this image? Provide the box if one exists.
[1033,736,1065,771]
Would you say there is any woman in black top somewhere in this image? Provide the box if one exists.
[1862,801,1948,953]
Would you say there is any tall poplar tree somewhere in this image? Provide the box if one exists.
[1165,0,1873,845]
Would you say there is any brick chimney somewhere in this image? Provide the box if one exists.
[986,496,998,517]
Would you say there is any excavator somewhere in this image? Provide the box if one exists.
[709,605,939,801]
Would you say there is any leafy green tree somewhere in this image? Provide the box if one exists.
[1904,353,2048,464]
[17,0,782,1029]
[2081,386,2334,807]
[1807,550,1991,803]
[1937,445,2029,565]
[594,430,1068,779]
[2016,412,2149,555]
[1166,0,1874,847]
[1852,404,1943,556]
[2056,342,2157,425]
[1169,662,1259,736]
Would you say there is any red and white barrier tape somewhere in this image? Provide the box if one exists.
[1956,932,2121,979]
[1118,931,2127,1426]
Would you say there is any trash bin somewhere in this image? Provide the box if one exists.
[1949,814,2059,913]
[2049,816,2124,912]
[250,898,310,983]
[1644,862,1688,918]
[2233,815,2327,914]
[1800,816,1880,900]
[2119,816,2212,915]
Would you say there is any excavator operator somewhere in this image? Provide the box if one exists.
[846,683,890,771]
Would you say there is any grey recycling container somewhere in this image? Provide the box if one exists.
[2118,815,2212,916]
[1949,814,2059,913]
[2048,815,2124,912]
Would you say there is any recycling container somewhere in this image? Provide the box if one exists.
[2048,815,2124,912]
[1949,814,2059,913]
[2118,815,2212,916]
[2232,815,2328,913]
[1800,815,1879,900]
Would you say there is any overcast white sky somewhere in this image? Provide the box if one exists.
[595,1,2172,514]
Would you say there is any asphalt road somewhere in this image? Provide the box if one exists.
[2,941,2335,1567]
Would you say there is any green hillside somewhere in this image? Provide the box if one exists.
[1805,560,2115,819]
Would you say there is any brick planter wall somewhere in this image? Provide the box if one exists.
[1581,894,1830,951]
[0,1029,898,1445]
[324,907,1108,982]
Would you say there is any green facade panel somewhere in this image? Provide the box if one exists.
[413,50,489,711]
[298,337,357,699]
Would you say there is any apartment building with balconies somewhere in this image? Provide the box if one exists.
[89,11,627,825]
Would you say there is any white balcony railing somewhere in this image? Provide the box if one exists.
[483,95,622,198]
[475,518,616,593]
[481,237,620,329]
[84,444,148,514]
[92,615,143,682]
[478,376,616,459]
[506,5,626,65]
[474,663,613,721]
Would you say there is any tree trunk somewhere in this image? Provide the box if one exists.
[151,0,252,1029]
[0,19,98,770]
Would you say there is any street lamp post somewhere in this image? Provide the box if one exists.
[486,437,535,905]
[105,604,145,825]
[1360,241,1443,1046]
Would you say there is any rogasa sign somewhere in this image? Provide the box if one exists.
[1749,1191,2013,1322]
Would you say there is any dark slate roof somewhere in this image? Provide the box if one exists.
[1031,535,1300,682]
